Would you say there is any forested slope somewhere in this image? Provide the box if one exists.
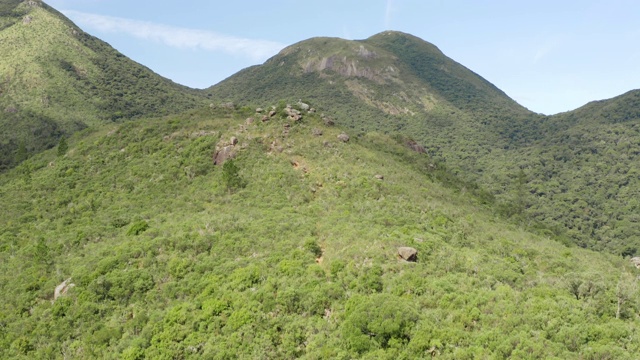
[1,104,639,358]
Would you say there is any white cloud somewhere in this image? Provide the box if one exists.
[61,10,285,61]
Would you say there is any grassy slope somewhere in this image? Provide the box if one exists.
[1,104,639,359]
[0,1,205,171]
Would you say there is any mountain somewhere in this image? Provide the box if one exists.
[207,31,536,143]
[207,31,640,255]
[1,104,639,358]
[0,0,205,171]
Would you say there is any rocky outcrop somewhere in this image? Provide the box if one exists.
[213,137,239,165]
[284,105,303,122]
[398,247,418,262]
[54,278,75,300]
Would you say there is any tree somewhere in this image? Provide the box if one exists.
[222,159,245,192]
[57,136,68,157]
[15,140,27,163]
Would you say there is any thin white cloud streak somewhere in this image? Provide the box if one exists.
[385,0,394,29]
[62,10,285,61]
[532,36,566,64]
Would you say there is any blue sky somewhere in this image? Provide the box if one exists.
[46,0,640,115]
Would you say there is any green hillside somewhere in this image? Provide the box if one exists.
[0,0,205,171]
[1,104,640,359]
[207,31,640,255]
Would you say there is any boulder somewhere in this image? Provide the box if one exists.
[337,133,350,142]
[312,128,323,136]
[398,247,418,262]
[297,101,310,111]
[261,115,269,122]
[322,115,335,126]
[213,145,236,165]
[288,114,302,121]
[268,110,277,117]
[246,117,255,125]
[631,257,640,269]
[230,136,238,145]
[374,174,384,180]
[256,108,264,113]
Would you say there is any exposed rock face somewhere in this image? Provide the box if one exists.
[406,140,426,153]
[398,247,418,262]
[54,278,75,300]
[337,133,350,142]
[631,257,640,269]
[213,145,235,165]
[213,137,239,165]
[357,45,376,59]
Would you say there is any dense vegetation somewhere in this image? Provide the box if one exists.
[4,4,640,358]
[0,1,206,171]
[208,31,640,255]
[1,104,640,358]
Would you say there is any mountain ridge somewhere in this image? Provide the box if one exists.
[0,0,206,170]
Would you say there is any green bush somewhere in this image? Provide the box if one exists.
[126,220,149,236]
[222,159,246,191]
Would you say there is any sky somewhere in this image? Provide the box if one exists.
[45,0,640,115]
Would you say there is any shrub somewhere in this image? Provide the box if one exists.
[222,159,246,191]
[127,220,149,236]
[304,238,323,258]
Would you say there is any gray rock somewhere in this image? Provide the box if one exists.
[337,133,350,142]
[213,145,236,165]
[312,128,323,136]
[398,247,418,262]
[297,101,310,111]
[230,136,238,146]
[631,257,640,269]
[374,174,384,180]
